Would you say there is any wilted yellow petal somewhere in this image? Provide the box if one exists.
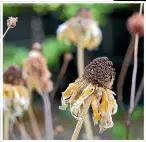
[3,84,13,99]
[99,91,108,114]
[70,84,94,120]
[107,92,118,115]
[59,83,78,110]
[91,96,101,125]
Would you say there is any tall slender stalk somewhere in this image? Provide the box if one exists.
[117,3,143,140]
[40,93,54,140]
[27,90,42,140]
[15,119,31,140]
[126,3,143,139]
[3,27,10,39]
[3,111,10,140]
[71,95,94,140]
[76,43,94,140]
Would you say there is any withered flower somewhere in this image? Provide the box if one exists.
[7,17,18,28]
[22,43,53,94]
[56,8,102,50]
[59,57,117,133]
[127,12,144,36]
[3,65,30,121]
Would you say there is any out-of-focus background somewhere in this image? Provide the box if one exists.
[3,3,144,140]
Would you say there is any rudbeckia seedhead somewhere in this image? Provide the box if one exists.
[83,57,115,89]
[3,65,30,121]
[7,17,18,28]
[59,57,117,133]
[3,65,25,86]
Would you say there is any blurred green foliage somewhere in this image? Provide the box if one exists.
[110,121,135,140]
[3,37,72,70]
[3,3,131,25]
[42,37,72,68]
[3,44,28,70]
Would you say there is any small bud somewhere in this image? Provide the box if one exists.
[7,17,18,28]
[127,12,144,36]
[32,42,41,51]
[64,53,73,61]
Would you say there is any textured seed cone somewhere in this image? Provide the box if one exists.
[127,12,144,36]
[83,57,115,88]
[3,65,26,86]
[7,17,18,28]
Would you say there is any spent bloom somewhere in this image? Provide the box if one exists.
[7,17,18,28]
[22,42,53,94]
[56,8,102,50]
[59,57,117,133]
[127,12,144,36]
[3,65,30,122]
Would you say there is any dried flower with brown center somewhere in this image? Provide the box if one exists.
[59,57,117,133]
[22,45,53,94]
[56,8,102,50]
[7,17,18,28]
[3,65,30,122]
[127,12,144,36]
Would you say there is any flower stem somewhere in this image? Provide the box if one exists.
[3,27,10,39]
[71,95,93,140]
[28,90,42,140]
[4,111,10,140]
[15,119,31,140]
[127,3,143,139]
[40,93,54,140]
[76,44,93,140]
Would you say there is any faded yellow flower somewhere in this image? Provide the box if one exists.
[59,57,117,133]
[56,8,102,50]
[3,65,30,121]
[22,43,53,94]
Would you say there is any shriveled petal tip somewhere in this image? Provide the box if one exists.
[59,83,78,111]
[99,112,114,133]
[107,90,118,115]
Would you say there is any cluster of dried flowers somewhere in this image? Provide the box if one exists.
[59,57,117,133]
[57,8,102,50]
[3,65,30,122]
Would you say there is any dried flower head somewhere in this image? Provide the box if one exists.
[3,65,30,122]
[83,57,115,88]
[7,17,18,28]
[3,65,25,86]
[59,57,117,133]
[56,9,102,50]
[127,12,144,36]
[22,49,53,94]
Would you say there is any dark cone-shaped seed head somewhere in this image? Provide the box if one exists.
[83,57,115,88]
[3,65,26,86]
